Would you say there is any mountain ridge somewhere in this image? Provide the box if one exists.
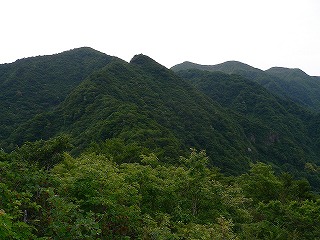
[2,47,320,239]
[171,60,263,74]
[172,60,320,111]
[0,47,114,140]
[7,53,255,173]
[172,60,317,77]
[1,47,320,183]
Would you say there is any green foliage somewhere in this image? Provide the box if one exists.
[51,153,141,239]
[239,162,313,203]
[12,135,72,169]
[239,163,283,203]
[48,149,250,238]
[0,155,45,239]
[252,200,320,239]
[121,150,250,238]
[0,209,36,240]
[1,137,320,239]
[45,189,101,239]
[85,138,149,163]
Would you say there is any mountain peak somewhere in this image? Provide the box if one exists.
[130,54,169,74]
[266,67,309,77]
[212,60,262,73]
[171,60,261,74]
[10,46,112,66]
[130,54,164,67]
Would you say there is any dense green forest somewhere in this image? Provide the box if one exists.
[5,54,254,173]
[1,48,320,239]
[0,47,113,141]
[175,69,320,188]
[1,138,320,239]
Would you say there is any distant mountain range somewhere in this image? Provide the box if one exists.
[172,61,320,111]
[1,47,320,188]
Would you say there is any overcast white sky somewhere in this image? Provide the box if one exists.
[1,0,319,75]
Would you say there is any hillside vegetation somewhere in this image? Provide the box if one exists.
[1,48,320,239]
[0,47,113,141]
[1,140,320,239]
[7,54,253,173]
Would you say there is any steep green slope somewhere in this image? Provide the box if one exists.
[9,55,254,173]
[172,61,320,111]
[266,67,320,110]
[0,47,113,141]
[176,69,320,184]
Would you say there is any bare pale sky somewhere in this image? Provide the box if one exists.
[1,0,320,75]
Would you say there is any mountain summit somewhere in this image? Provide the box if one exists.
[0,47,113,140]
[171,60,261,74]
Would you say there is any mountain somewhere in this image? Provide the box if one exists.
[2,48,320,183]
[265,67,320,110]
[176,69,319,181]
[171,60,261,73]
[0,47,113,140]
[2,49,320,239]
[7,54,254,174]
[172,61,320,111]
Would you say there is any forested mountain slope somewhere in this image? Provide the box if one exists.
[0,47,113,140]
[2,48,320,239]
[172,61,320,111]
[176,69,320,186]
[7,54,254,173]
[3,50,320,179]
[266,67,320,110]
